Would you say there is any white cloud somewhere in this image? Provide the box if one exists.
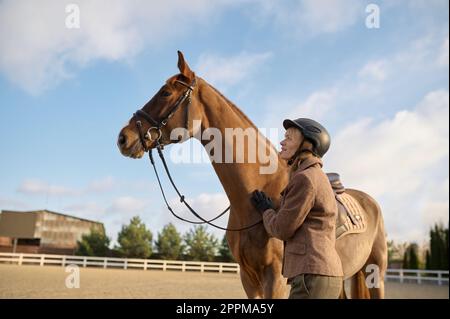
[107,196,147,214]
[263,30,449,133]
[0,0,232,94]
[393,31,449,72]
[0,198,31,210]
[62,198,152,244]
[195,51,272,89]
[64,202,106,220]
[358,60,388,81]
[437,36,449,67]
[155,193,230,240]
[84,192,230,245]
[17,179,78,196]
[297,0,362,34]
[326,89,449,242]
[86,176,116,193]
[289,88,338,122]
[254,0,363,37]
[15,176,154,199]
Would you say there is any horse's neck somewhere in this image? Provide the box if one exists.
[194,79,287,204]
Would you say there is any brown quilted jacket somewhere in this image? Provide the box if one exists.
[262,156,344,279]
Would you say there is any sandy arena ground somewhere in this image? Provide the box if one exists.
[0,264,448,299]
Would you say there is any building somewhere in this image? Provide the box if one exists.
[0,209,104,255]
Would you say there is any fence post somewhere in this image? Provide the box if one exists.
[162,261,166,272]
[40,255,45,266]
[103,258,107,269]
[182,262,185,272]
[62,256,66,267]
[201,263,204,273]
[124,259,128,270]
[399,269,404,283]
[144,260,147,271]
[417,271,421,284]
[438,272,442,286]
[219,264,223,274]
[18,253,23,266]
[83,257,87,268]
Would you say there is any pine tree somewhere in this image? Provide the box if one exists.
[425,250,431,270]
[183,225,218,261]
[155,223,185,260]
[76,228,110,257]
[444,223,449,270]
[407,243,419,269]
[426,222,449,270]
[402,251,408,269]
[116,216,153,258]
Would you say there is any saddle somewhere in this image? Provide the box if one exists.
[326,173,367,240]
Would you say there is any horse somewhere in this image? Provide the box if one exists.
[117,51,387,298]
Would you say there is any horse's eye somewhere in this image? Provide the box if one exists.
[161,90,171,97]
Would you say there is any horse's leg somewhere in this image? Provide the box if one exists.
[364,214,388,299]
[350,270,371,299]
[339,280,348,299]
[262,264,287,298]
[240,268,264,298]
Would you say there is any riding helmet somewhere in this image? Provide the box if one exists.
[283,118,331,158]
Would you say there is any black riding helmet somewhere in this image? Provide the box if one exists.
[283,118,331,158]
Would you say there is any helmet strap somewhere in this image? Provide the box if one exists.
[288,140,318,166]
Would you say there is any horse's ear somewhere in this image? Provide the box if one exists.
[177,50,194,81]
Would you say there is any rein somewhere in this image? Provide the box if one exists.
[133,78,262,232]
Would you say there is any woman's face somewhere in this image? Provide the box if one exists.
[280,127,303,160]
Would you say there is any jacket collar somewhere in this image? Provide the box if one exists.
[280,156,323,196]
[296,156,323,172]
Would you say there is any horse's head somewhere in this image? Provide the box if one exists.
[118,51,199,158]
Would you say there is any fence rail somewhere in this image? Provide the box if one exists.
[386,268,448,286]
[0,252,240,274]
[0,253,448,285]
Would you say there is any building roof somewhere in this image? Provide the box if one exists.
[0,209,103,225]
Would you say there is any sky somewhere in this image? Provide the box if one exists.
[0,0,448,246]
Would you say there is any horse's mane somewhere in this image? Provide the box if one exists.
[201,78,279,155]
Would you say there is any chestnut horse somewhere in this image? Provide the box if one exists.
[117,51,387,298]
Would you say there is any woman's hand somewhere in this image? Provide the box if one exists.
[251,190,274,213]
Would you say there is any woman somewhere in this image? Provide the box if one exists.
[251,118,343,299]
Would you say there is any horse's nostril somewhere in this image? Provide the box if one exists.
[118,134,127,146]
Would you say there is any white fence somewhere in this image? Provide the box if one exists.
[386,268,448,286]
[0,252,239,274]
[0,253,448,285]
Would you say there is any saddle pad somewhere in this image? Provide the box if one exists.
[335,193,367,240]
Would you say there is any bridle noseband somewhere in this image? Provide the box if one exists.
[131,77,262,232]
[134,79,196,150]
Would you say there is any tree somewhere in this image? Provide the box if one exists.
[407,243,419,269]
[155,223,185,260]
[183,225,218,261]
[75,228,110,257]
[402,243,419,269]
[426,222,449,270]
[387,239,408,267]
[218,235,234,262]
[402,251,408,269]
[116,216,153,258]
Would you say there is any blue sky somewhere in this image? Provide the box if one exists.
[0,0,448,246]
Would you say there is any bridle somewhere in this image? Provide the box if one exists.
[134,79,195,149]
[133,77,262,232]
